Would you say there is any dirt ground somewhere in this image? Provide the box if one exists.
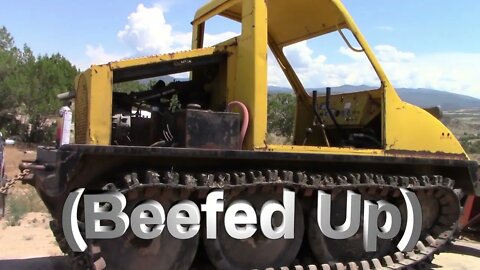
[2,145,37,186]
[1,146,63,261]
[0,146,479,269]
[0,212,62,259]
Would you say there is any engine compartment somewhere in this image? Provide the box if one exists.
[111,77,242,149]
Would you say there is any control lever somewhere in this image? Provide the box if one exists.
[325,87,341,131]
[303,128,313,145]
[312,91,330,147]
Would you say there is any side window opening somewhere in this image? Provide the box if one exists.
[200,16,241,48]
[268,29,383,149]
[282,29,380,92]
[267,49,296,144]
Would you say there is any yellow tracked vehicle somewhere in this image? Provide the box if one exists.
[23,0,479,269]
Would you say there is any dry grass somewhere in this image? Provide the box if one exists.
[5,187,48,226]
[444,109,480,136]
[469,154,480,163]
[266,133,292,144]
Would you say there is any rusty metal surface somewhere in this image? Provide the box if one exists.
[55,145,478,189]
[28,145,478,213]
[57,144,475,167]
[112,53,227,83]
[26,145,475,211]
[385,149,468,160]
[26,145,478,240]
[74,74,88,144]
[0,256,71,270]
[49,167,459,270]
[175,109,241,149]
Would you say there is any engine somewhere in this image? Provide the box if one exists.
[111,79,242,150]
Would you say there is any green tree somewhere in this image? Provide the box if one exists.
[23,54,78,142]
[0,26,15,51]
[0,26,79,143]
[0,26,24,136]
[267,92,296,137]
[113,80,150,93]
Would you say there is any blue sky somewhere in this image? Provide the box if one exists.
[1,0,479,98]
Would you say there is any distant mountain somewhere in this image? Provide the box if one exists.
[395,88,480,110]
[140,78,479,110]
[269,85,480,110]
[139,75,185,85]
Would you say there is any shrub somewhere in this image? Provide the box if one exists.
[5,187,48,226]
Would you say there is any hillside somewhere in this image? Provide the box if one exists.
[269,85,480,110]
[135,77,480,111]
[397,88,480,110]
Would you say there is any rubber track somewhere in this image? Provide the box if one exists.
[52,170,460,270]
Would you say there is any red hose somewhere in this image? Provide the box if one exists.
[227,101,249,149]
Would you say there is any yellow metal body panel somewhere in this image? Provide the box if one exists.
[195,0,347,46]
[74,66,112,145]
[233,0,268,149]
[75,0,468,160]
[383,84,465,155]
[75,47,222,145]
[193,0,268,149]
[312,90,382,128]
[194,0,466,158]
[266,145,384,156]
[74,73,89,144]
[326,0,465,157]
[108,47,217,71]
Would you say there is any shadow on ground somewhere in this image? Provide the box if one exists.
[445,243,480,258]
[0,240,479,270]
[0,256,70,270]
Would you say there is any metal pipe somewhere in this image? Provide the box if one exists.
[20,163,46,171]
[57,91,76,100]
[227,101,249,149]
[460,212,480,231]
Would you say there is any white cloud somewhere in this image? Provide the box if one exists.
[117,4,190,54]
[375,48,480,98]
[204,32,238,47]
[270,41,480,98]
[376,26,394,31]
[375,45,415,62]
[117,3,237,55]
[81,3,480,99]
[85,45,127,66]
[83,3,238,69]
[270,42,380,88]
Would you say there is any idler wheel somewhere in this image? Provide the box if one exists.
[203,189,304,270]
[308,189,393,265]
[95,188,199,270]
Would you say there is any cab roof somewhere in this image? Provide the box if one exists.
[194,0,347,47]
